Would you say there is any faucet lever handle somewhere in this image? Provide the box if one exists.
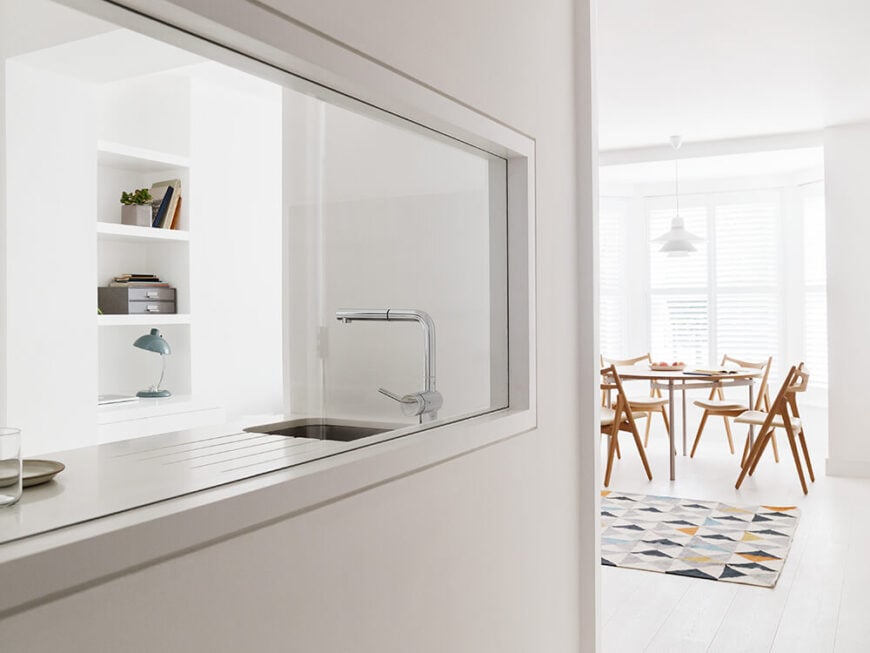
[378,387,426,417]
[378,387,417,404]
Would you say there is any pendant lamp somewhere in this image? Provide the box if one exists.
[652,135,703,256]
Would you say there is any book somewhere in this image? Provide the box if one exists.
[114,276,162,283]
[685,368,741,375]
[109,282,171,287]
[149,183,169,226]
[167,195,182,230]
[151,184,173,228]
[149,179,182,229]
[163,180,181,229]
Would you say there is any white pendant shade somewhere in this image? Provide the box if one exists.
[653,216,704,249]
[652,135,704,256]
[659,237,697,255]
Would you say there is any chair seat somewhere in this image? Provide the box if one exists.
[734,410,801,431]
[601,407,648,426]
[627,396,668,408]
[693,398,748,411]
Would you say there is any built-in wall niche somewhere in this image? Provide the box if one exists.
[3,7,284,452]
[96,230,190,314]
[98,325,192,399]
[96,142,190,231]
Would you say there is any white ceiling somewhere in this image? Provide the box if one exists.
[597,0,870,150]
[14,29,204,83]
[599,147,823,185]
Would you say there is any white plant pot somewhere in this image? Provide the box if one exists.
[121,204,152,227]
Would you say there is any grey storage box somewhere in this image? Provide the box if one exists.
[98,287,177,315]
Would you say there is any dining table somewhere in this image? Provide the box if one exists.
[615,366,763,481]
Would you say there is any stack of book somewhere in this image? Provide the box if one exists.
[109,274,170,288]
[149,178,182,229]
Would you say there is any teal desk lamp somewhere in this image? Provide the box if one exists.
[134,328,171,398]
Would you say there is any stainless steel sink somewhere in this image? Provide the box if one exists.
[244,420,390,442]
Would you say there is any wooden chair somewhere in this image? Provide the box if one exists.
[735,363,815,494]
[601,353,670,448]
[600,365,653,487]
[689,355,776,464]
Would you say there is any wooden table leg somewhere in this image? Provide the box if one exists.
[682,386,687,456]
[669,381,675,481]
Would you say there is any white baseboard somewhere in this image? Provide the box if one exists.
[826,457,870,478]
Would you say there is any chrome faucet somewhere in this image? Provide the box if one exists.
[335,308,443,422]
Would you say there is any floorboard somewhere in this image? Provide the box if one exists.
[601,402,870,653]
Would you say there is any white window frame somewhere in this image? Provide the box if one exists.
[0,0,538,613]
[646,189,787,373]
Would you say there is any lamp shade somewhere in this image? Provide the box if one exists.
[659,239,697,255]
[652,216,703,244]
[133,328,171,355]
[651,135,704,256]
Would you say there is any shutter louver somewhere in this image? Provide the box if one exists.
[599,197,627,358]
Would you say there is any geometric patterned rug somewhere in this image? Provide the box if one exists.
[601,491,800,587]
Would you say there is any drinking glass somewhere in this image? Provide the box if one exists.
[0,427,22,506]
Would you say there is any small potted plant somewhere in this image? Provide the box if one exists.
[120,188,153,227]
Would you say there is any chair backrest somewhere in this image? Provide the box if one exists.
[761,362,809,427]
[720,354,773,410]
[600,364,639,431]
[788,362,810,395]
[601,353,651,367]
[783,362,809,416]
[763,364,797,428]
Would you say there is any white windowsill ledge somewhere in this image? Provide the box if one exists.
[0,407,534,618]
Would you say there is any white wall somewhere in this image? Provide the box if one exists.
[0,2,8,427]
[99,72,191,156]
[188,64,284,422]
[0,1,597,652]
[4,60,98,454]
[824,123,870,476]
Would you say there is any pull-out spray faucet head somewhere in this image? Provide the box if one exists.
[335,308,441,421]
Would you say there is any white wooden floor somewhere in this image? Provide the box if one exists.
[601,402,870,653]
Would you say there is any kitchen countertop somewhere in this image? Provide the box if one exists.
[0,406,533,618]
[0,422,351,545]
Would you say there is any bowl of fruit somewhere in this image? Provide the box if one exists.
[650,361,686,372]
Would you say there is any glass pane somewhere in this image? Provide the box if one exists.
[600,197,627,357]
[288,101,508,429]
[0,0,510,543]
[804,291,828,387]
[715,197,778,288]
[803,190,826,286]
[650,294,708,365]
[716,292,780,378]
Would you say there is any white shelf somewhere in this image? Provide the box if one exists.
[97,395,226,443]
[98,395,219,424]
[96,221,189,243]
[98,314,191,327]
[97,140,190,172]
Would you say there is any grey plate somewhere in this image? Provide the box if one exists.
[22,460,65,487]
[0,460,65,488]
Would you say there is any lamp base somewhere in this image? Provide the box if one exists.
[137,389,171,398]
